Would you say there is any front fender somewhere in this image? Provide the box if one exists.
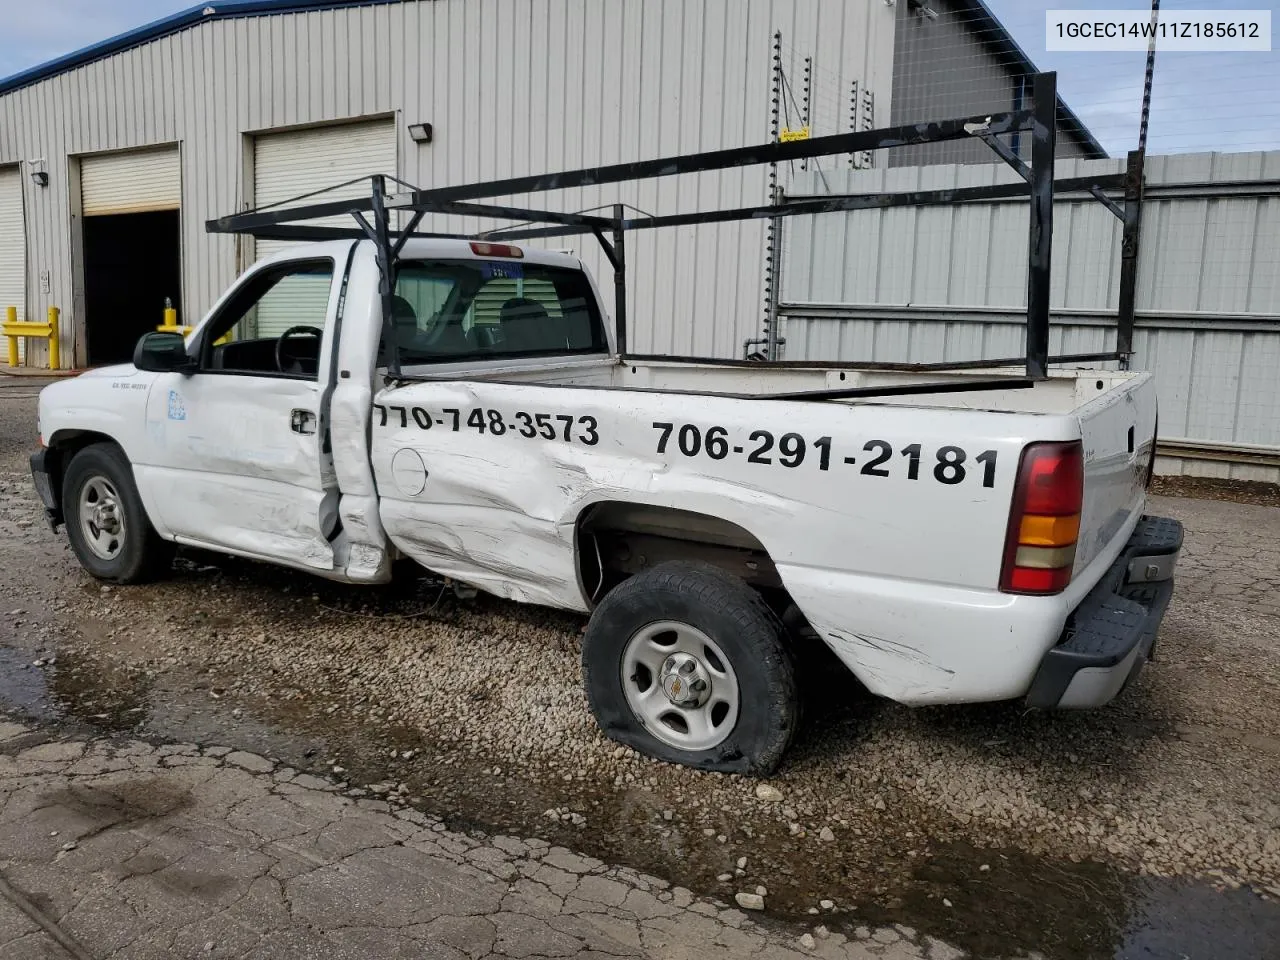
[38,367,167,536]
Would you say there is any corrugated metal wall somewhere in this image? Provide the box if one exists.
[0,0,897,367]
[781,151,1280,481]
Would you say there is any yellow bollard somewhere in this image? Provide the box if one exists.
[163,296,177,329]
[47,306,60,370]
[4,307,16,368]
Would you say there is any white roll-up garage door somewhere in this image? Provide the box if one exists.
[0,167,26,363]
[253,120,396,338]
[81,146,181,216]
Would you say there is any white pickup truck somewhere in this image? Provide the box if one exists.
[31,238,1182,774]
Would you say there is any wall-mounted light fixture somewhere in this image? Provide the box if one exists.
[26,158,49,187]
[408,122,433,144]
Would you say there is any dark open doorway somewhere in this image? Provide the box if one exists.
[84,210,181,366]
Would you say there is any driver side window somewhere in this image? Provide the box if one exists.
[200,259,334,380]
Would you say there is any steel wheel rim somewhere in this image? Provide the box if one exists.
[620,620,740,751]
[79,475,126,561]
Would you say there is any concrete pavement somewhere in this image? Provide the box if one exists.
[0,720,963,960]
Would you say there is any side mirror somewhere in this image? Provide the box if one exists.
[133,331,194,373]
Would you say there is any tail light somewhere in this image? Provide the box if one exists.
[469,241,524,258]
[1000,440,1084,595]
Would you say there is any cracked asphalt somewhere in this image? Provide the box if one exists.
[0,720,953,960]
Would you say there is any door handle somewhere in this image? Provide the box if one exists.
[290,409,317,435]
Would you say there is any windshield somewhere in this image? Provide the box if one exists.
[388,259,608,364]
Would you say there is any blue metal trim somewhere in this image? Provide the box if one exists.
[0,0,399,96]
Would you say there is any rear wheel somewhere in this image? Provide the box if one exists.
[582,561,798,774]
[63,442,173,583]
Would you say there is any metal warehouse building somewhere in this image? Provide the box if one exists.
[0,0,1094,370]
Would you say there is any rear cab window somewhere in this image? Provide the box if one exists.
[388,259,608,364]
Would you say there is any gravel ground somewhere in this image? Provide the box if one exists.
[1150,474,1280,509]
[2,378,1279,958]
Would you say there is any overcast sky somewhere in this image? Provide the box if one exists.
[1,0,1276,156]
[985,0,1279,154]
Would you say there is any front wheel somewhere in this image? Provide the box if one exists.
[581,561,798,775]
[62,442,173,583]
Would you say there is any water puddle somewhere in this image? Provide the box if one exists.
[2,636,1278,959]
[0,645,55,718]
[48,646,152,731]
[885,840,1280,959]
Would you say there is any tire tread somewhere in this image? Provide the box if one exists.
[582,560,798,775]
[62,442,172,584]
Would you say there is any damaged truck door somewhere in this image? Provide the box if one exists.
[135,250,347,569]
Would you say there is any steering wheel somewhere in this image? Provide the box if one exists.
[275,325,323,373]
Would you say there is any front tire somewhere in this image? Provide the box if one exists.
[582,561,798,775]
[62,442,173,583]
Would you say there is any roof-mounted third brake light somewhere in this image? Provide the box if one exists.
[470,241,523,259]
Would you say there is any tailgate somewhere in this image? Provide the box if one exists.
[1073,372,1158,576]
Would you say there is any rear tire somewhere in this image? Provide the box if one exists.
[62,442,173,583]
[582,561,798,775]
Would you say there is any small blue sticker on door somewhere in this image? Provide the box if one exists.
[167,390,186,421]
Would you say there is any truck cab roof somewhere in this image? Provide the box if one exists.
[255,237,585,273]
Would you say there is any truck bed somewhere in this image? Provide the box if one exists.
[368,354,1155,704]
[399,353,1139,415]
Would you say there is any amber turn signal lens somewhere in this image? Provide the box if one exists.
[1018,513,1081,547]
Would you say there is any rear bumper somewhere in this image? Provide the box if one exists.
[30,448,62,530]
[1026,515,1183,709]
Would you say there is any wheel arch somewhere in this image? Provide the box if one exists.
[41,430,124,525]
[572,500,862,699]
[573,500,787,609]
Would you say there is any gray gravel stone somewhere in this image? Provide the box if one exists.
[925,935,968,960]
[224,751,274,773]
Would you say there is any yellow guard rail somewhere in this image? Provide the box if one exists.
[3,306,61,370]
